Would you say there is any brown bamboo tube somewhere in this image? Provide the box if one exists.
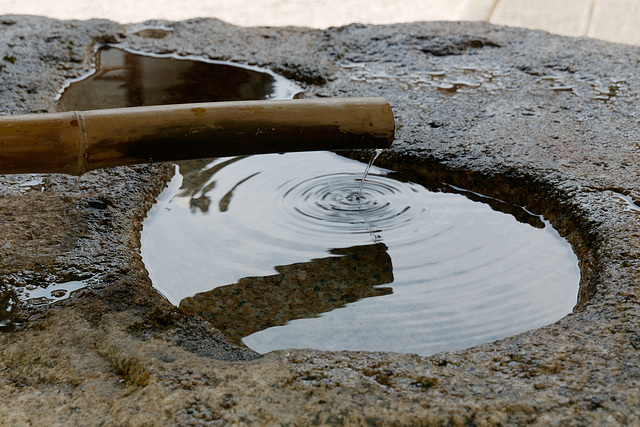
[0,97,394,176]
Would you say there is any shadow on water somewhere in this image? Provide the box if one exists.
[180,243,393,345]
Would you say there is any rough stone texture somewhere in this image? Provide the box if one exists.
[1,15,639,425]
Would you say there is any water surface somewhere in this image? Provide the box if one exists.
[142,152,580,355]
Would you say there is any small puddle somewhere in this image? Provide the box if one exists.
[57,45,298,110]
[0,174,45,196]
[1,273,96,328]
[58,46,580,356]
[14,279,92,306]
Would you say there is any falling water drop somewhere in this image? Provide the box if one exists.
[358,148,384,199]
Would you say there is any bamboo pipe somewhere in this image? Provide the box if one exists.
[0,97,394,176]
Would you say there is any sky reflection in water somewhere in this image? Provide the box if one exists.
[141,152,580,356]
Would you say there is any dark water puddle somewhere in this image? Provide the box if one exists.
[58,45,298,110]
[56,46,580,355]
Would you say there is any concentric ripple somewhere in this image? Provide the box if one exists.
[280,171,421,239]
[141,151,580,356]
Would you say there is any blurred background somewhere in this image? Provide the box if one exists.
[0,0,637,45]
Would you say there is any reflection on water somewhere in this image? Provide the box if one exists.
[180,243,393,345]
[14,279,92,306]
[176,157,250,213]
[57,46,299,110]
[142,151,580,355]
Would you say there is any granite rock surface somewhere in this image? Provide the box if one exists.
[0,15,639,425]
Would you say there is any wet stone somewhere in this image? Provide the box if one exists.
[0,15,639,425]
[58,46,580,356]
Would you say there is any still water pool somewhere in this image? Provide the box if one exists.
[141,151,580,355]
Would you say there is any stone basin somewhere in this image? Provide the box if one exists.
[0,15,639,425]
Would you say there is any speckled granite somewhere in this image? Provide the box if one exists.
[0,15,639,425]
